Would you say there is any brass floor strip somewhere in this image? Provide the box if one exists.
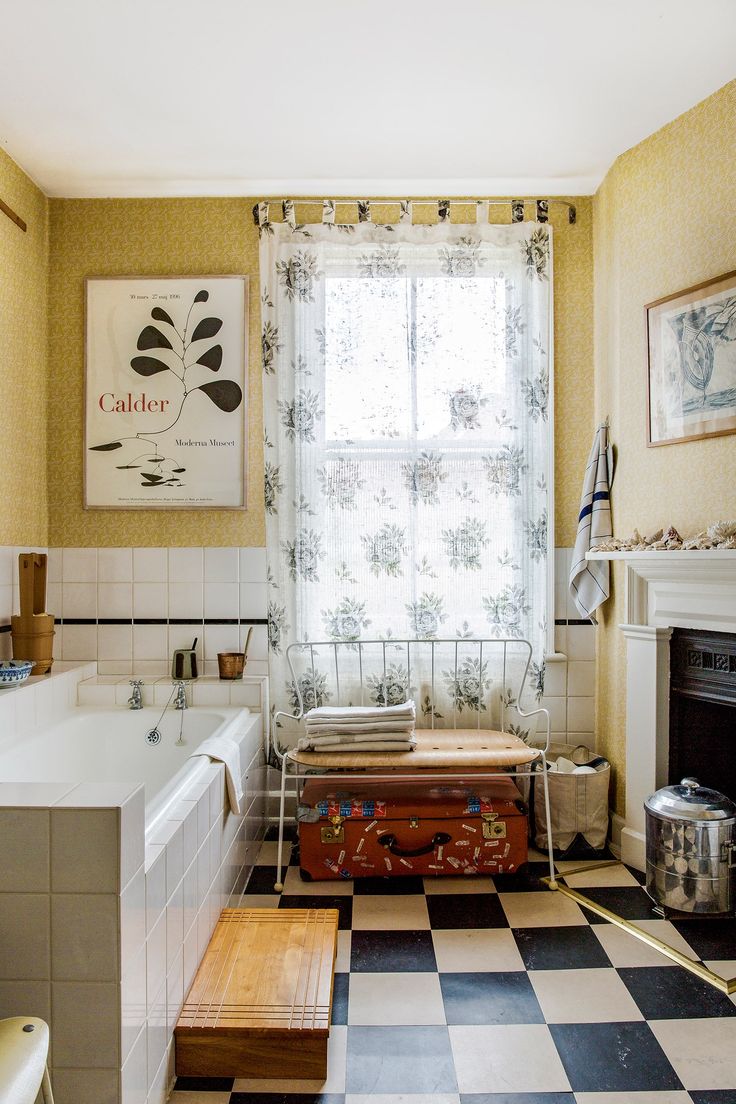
[543,862,736,996]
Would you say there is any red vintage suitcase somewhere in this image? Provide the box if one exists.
[297,778,527,881]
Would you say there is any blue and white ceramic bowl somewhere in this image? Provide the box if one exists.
[0,660,34,687]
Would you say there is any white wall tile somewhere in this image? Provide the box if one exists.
[98,582,133,618]
[0,893,49,978]
[0,546,15,587]
[168,582,202,620]
[543,660,567,698]
[52,981,120,1067]
[204,581,238,619]
[120,1022,146,1104]
[47,547,62,583]
[62,582,97,618]
[98,623,133,663]
[61,623,97,661]
[133,547,167,583]
[133,581,168,620]
[62,547,97,583]
[145,845,167,936]
[98,548,133,583]
[566,624,596,661]
[120,866,146,978]
[146,913,167,1012]
[51,1068,119,1104]
[567,660,595,697]
[132,624,167,663]
[204,622,240,660]
[0,808,49,891]
[204,547,239,582]
[51,894,119,981]
[239,547,267,583]
[567,695,595,733]
[51,808,119,893]
[166,882,184,974]
[121,943,146,1066]
[168,547,203,583]
[240,581,267,620]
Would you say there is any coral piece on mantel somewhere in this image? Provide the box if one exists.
[591,520,736,552]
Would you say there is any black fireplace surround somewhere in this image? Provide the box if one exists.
[669,628,736,802]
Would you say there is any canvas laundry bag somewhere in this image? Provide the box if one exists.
[521,744,610,854]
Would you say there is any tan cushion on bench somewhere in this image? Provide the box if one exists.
[288,727,539,770]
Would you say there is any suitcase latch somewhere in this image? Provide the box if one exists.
[409,816,420,829]
[321,815,344,845]
[482,813,506,839]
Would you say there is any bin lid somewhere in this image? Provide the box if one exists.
[645,777,736,823]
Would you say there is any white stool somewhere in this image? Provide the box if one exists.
[0,1018,54,1104]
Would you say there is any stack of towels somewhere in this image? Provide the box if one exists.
[297,700,417,753]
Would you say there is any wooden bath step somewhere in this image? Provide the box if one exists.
[175,907,339,1079]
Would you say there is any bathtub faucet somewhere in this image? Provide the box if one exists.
[173,681,188,710]
[127,679,143,710]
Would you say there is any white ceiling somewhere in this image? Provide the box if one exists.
[1,0,734,198]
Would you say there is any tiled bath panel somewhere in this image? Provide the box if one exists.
[0,665,267,1104]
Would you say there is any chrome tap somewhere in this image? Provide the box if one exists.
[173,681,188,710]
[127,679,143,710]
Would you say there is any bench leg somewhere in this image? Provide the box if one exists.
[540,751,557,888]
[274,752,289,892]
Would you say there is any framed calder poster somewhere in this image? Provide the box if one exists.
[85,275,248,508]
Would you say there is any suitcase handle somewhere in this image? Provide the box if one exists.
[377,831,451,858]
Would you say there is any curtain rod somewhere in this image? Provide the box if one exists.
[0,197,27,232]
[254,197,577,225]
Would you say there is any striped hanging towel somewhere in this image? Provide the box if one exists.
[569,423,614,622]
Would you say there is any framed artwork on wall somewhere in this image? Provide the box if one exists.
[85,275,248,508]
[646,269,736,447]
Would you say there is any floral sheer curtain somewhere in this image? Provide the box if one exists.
[258,202,553,744]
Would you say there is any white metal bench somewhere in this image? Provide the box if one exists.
[271,638,557,891]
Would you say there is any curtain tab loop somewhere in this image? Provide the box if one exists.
[358,200,371,223]
[438,199,451,222]
[536,199,549,223]
[282,199,296,229]
[399,200,412,224]
[476,201,490,225]
[253,201,271,227]
[322,199,336,225]
[511,200,525,224]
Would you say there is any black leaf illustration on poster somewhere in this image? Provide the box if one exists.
[137,325,173,351]
[197,379,243,412]
[196,344,223,371]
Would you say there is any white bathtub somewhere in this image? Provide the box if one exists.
[0,704,255,837]
[0,694,267,1104]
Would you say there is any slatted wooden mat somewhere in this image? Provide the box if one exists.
[175,907,339,1079]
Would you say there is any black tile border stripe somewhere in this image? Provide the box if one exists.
[0,617,267,629]
[555,618,594,626]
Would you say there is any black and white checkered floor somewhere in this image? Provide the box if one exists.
[171,828,736,1104]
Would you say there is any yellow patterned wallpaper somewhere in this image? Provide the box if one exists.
[48,198,263,546]
[48,195,593,548]
[594,80,736,813]
[0,148,49,545]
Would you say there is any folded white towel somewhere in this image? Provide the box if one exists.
[305,701,416,724]
[297,736,417,753]
[305,719,415,735]
[191,735,244,815]
[301,730,415,747]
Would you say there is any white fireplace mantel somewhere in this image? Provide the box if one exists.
[587,549,736,870]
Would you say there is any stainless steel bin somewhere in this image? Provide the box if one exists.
[645,777,736,915]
